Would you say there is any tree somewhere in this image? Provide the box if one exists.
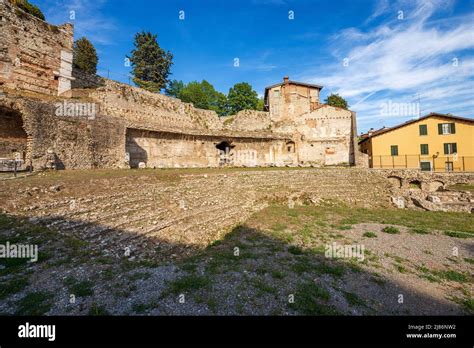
[178,80,228,116]
[165,80,184,98]
[128,31,173,93]
[13,0,45,20]
[256,97,265,111]
[227,82,259,114]
[324,93,349,110]
[73,37,98,74]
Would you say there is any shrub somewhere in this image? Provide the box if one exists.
[382,226,400,234]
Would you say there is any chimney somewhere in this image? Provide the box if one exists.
[368,128,374,136]
[283,76,289,84]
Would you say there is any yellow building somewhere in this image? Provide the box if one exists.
[359,113,474,172]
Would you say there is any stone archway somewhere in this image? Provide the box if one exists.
[0,106,28,169]
[216,141,234,166]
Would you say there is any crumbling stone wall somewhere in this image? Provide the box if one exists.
[0,105,27,159]
[0,95,125,169]
[0,0,74,96]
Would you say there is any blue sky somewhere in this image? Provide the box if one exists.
[36,0,473,132]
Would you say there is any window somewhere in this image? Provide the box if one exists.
[419,124,427,135]
[438,123,455,135]
[445,162,453,172]
[443,143,457,155]
[390,145,398,156]
[420,144,429,155]
[420,162,431,171]
[273,89,280,97]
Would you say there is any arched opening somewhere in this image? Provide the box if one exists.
[388,176,402,188]
[408,180,422,190]
[216,141,235,166]
[286,141,296,153]
[0,106,28,170]
[216,141,233,152]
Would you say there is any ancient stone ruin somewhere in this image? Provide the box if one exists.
[0,1,367,171]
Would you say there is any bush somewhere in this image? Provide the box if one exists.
[382,226,400,234]
[363,232,377,238]
[14,0,45,20]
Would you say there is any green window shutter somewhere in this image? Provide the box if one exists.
[438,124,443,134]
[453,143,457,153]
[420,144,428,155]
[444,143,448,154]
[419,124,427,135]
[391,145,398,156]
[451,123,456,134]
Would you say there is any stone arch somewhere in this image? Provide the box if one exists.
[0,105,29,169]
[285,141,296,153]
[388,176,402,188]
[428,180,444,192]
[408,180,422,190]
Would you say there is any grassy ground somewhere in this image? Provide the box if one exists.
[0,201,472,315]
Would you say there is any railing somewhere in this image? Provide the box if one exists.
[0,159,29,175]
[370,155,474,172]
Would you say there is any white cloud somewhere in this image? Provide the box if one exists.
[42,0,118,45]
[301,0,474,131]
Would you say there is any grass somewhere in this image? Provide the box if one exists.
[287,245,304,255]
[382,226,400,234]
[411,228,430,235]
[165,275,210,295]
[88,303,109,316]
[15,291,53,315]
[363,232,377,238]
[288,282,337,315]
[342,291,367,307]
[444,231,473,239]
[432,270,468,283]
[0,277,29,300]
[64,277,94,297]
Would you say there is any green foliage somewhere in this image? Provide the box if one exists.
[324,93,348,110]
[13,0,45,20]
[363,232,377,238]
[178,80,228,116]
[128,31,173,92]
[256,97,265,111]
[382,226,400,234]
[73,37,98,74]
[165,79,185,98]
[227,82,259,114]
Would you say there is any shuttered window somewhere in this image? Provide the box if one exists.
[419,124,427,135]
[420,144,429,155]
[438,123,455,134]
[390,145,398,156]
[443,143,457,154]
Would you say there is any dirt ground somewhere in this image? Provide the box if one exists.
[0,168,472,315]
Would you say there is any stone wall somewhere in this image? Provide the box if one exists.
[0,0,74,96]
[88,79,223,132]
[0,95,125,169]
[0,104,27,159]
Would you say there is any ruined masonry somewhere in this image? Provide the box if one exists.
[1,0,362,170]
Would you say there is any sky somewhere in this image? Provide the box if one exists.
[35,0,474,132]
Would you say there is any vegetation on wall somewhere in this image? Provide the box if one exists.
[12,0,45,20]
[73,37,98,74]
[325,93,349,110]
[128,31,173,93]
